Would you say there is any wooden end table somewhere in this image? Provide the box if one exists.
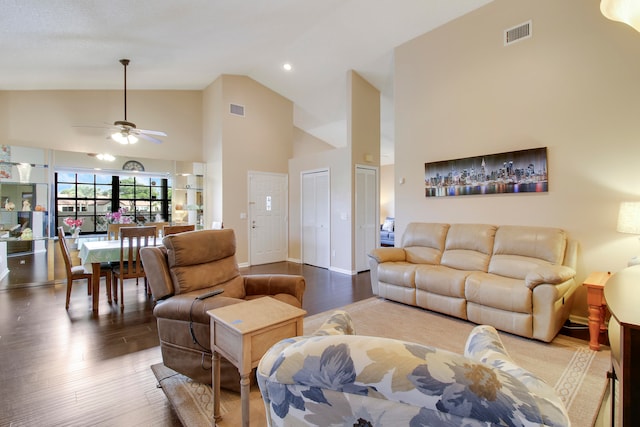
[207,297,306,427]
[582,271,611,351]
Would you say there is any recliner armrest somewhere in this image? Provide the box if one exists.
[368,247,406,263]
[525,265,576,289]
[140,246,175,300]
[243,274,306,305]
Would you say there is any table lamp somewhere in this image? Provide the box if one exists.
[617,201,640,265]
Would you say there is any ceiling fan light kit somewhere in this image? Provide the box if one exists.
[74,58,167,145]
[111,130,139,145]
[601,0,640,32]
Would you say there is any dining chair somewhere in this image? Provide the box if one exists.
[106,223,137,240]
[57,226,112,310]
[162,224,195,236]
[145,221,170,237]
[112,226,156,309]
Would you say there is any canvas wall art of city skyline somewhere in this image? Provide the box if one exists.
[425,147,548,197]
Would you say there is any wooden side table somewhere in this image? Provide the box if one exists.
[582,271,611,351]
[208,297,306,427]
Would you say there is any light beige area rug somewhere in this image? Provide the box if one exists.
[152,297,610,427]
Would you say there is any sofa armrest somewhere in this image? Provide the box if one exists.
[258,333,562,426]
[140,246,175,300]
[464,325,569,424]
[310,310,355,336]
[243,274,305,305]
[368,247,406,263]
[525,265,576,289]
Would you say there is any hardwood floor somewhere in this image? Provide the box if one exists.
[0,247,606,426]
[0,249,373,427]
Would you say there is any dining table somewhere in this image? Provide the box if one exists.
[78,239,159,312]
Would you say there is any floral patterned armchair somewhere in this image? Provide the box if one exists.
[257,313,569,427]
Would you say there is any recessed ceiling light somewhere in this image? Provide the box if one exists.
[283,63,292,71]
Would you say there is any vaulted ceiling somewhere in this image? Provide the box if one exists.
[1,0,493,164]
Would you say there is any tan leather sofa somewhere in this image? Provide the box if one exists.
[368,223,578,342]
[140,229,305,388]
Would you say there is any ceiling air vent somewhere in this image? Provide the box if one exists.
[229,103,245,117]
[504,20,532,46]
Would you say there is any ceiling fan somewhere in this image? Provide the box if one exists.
[77,59,167,144]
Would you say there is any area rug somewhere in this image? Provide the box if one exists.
[152,297,610,427]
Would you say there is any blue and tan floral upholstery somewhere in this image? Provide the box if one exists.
[257,312,570,427]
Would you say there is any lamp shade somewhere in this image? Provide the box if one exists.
[601,0,640,32]
[617,201,640,234]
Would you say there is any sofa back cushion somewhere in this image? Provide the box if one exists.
[402,223,449,264]
[162,229,246,296]
[489,226,568,279]
[441,224,497,271]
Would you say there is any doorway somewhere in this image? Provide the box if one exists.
[248,171,288,265]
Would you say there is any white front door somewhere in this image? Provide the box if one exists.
[249,172,288,265]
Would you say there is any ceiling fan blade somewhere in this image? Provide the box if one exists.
[136,133,163,144]
[136,128,167,137]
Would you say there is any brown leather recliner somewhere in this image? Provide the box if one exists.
[140,228,305,390]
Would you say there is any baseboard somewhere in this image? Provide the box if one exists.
[329,266,356,275]
[287,257,301,264]
[568,314,589,326]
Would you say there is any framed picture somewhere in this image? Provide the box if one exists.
[425,147,548,197]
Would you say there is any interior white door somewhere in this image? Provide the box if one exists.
[249,172,288,265]
[302,170,330,268]
[355,166,378,272]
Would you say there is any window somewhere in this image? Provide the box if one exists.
[55,172,172,234]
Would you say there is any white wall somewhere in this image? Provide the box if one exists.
[394,0,640,319]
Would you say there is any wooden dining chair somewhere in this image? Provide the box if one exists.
[112,226,156,309]
[57,226,112,310]
[145,221,170,237]
[162,224,195,236]
[106,223,137,240]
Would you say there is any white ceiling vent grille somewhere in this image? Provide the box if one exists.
[230,103,245,117]
[504,20,532,46]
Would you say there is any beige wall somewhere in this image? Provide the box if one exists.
[293,127,334,157]
[0,90,202,161]
[380,164,395,220]
[395,0,640,320]
[206,75,294,264]
[289,147,352,272]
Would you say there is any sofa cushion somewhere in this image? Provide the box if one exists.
[489,254,553,281]
[378,262,417,288]
[441,224,496,272]
[415,265,468,298]
[381,217,395,232]
[402,222,449,264]
[492,226,567,264]
[466,272,532,314]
